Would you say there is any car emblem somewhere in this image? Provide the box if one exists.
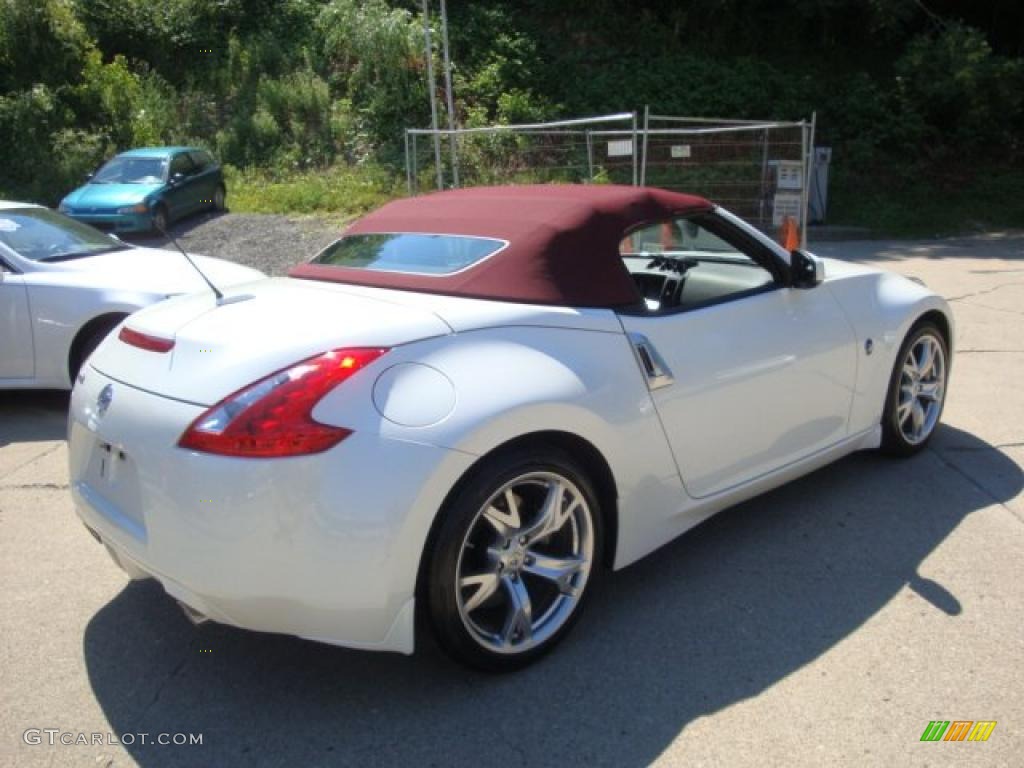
[96,384,114,417]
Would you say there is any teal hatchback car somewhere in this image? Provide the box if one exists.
[59,147,226,234]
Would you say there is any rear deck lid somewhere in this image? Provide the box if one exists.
[88,278,451,405]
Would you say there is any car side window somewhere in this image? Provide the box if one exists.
[189,151,212,171]
[170,153,196,178]
[619,215,778,314]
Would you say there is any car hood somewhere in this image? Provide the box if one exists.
[63,183,163,209]
[31,246,264,296]
[88,277,453,405]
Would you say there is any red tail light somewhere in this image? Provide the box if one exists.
[119,327,175,353]
[178,348,388,458]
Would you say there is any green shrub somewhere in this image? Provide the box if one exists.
[224,164,401,217]
[315,0,428,155]
[894,23,1024,158]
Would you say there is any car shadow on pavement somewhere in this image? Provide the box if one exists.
[0,390,69,446]
[121,210,229,248]
[81,425,1020,768]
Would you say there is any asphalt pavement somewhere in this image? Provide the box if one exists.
[1,232,1021,767]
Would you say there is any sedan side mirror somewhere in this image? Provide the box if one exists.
[169,172,185,185]
[84,172,94,182]
[790,249,825,288]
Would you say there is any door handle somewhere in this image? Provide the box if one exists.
[628,332,675,390]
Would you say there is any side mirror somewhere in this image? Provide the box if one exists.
[170,172,185,185]
[84,172,94,182]
[790,249,825,288]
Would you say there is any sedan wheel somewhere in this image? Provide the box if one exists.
[151,205,168,234]
[882,322,948,455]
[426,449,602,671]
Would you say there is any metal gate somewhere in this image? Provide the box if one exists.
[405,108,815,245]
[404,113,640,192]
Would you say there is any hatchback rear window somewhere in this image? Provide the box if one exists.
[312,233,506,275]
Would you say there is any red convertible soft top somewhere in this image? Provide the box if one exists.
[289,184,713,307]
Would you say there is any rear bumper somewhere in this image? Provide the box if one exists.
[66,211,151,233]
[68,366,474,653]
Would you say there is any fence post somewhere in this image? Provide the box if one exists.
[585,130,594,182]
[631,111,639,186]
[640,105,650,186]
[421,0,444,190]
[404,130,413,195]
[440,0,459,187]
[799,119,808,248]
[802,111,817,248]
[411,133,419,194]
[758,128,769,225]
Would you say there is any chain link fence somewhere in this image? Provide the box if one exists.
[405,113,640,192]
[405,109,815,245]
[640,111,814,244]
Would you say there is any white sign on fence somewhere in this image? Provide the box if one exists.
[772,192,803,227]
[607,140,633,157]
[775,160,803,190]
[670,145,691,159]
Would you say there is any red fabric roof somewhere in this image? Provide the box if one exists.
[289,185,713,308]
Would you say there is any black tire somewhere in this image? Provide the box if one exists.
[425,446,604,672]
[212,184,227,212]
[881,320,949,456]
[70,319,122,383]
[151,204,169,234]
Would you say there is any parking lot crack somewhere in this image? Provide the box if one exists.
[956,349,1024,354]
[6,482,69,490]
[0,443,64,483]
[136,637,196,724]
[946,281,1024,303]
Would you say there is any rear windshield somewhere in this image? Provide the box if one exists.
[312,233,505,275]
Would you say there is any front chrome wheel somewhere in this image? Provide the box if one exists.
[455,472,595,655]
[897,333,946,445]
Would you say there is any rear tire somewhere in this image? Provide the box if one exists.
[212,184,226,212]
[881,321,949,456]
[425,446,603,672]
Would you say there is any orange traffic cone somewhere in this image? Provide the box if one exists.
[779,215,800,251]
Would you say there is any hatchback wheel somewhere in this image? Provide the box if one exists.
[881,321,949,455]
[151,204,169,234]
[425,447,602,671]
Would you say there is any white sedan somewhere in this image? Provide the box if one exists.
[0,201,263,390]
[68,185,952,671]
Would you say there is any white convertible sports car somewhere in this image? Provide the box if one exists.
[68,185,952,671]
[0,201,262,390]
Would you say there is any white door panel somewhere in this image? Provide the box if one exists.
[620,286,856,498]
[0,274,34,379]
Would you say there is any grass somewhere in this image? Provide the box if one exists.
[828,162,1024,238]
[224,164,404,222]
[222,159,1024,241]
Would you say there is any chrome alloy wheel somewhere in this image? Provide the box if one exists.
[455,472,595,655]
[897,333,946,445]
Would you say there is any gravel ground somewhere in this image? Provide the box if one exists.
[124,210,344,276]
